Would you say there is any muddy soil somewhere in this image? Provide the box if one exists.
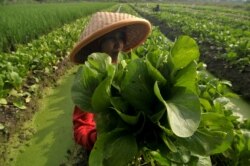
[136,9,250,101]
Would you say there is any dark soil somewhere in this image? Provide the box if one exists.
[60,144,89,166]
[135,8,250,101]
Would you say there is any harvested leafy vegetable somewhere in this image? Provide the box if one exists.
[71,30,244,165]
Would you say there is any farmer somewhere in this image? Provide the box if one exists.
[153,4,160,12]
[69,12,151,151]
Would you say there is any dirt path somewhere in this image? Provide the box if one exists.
[6,67,78,166]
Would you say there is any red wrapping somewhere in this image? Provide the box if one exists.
[72,106,97,151]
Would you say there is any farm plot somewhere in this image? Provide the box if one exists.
[132,3,250,99]
[0,2,114,53]
[0,2,249,166]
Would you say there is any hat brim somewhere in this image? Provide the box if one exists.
[69,18,151,64]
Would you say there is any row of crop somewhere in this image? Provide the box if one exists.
[162,4,249,31]
[0,17,86,109]
[0,2,114,53]
[135,3,250,70]
[165,3,250,18]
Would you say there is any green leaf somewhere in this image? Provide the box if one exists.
[113,108,141,125]
[121,59,154,112]
[0,123,5,130]
[167,146,191,164]
[0,98,7,105]
[9,71,23,88]
[130,51,139,60]
[9,89,21,97]
[174,62,197,93]
[92,76,114,113]
[177,113,234,155]
[199,98,212,111]
[110,97,128,112]
[25,95,31,103]
[149,108,165,123]
[0,76,4,89]
[95,111,120,134]
[161,133,177,152]
[149,150,171,166]
[154,81,166,104]
[29,84,39,92]
[86,53,112,74]
[89,129,137,166]
[89,130,117,166]
[195,155,212,166]
[146,60,167,85]
[13,100,26,109]
[110,96,141,125]
[166,88,201,137]
[158,121,173,136]
[71,53,114,112]
[71,66,101,111]
[104,134,138,166]
[170,36,199,70]
[154,82,201,137]
[146,49,168,69]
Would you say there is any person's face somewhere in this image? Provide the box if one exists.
[99,29,126,63]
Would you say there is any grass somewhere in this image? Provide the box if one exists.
[0,2,115,52]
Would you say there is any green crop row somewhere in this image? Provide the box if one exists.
[162,5,250,31]
[0,4,120,109]
[135,3,250,70]
[0,2,115,53]
[165,3,250,18]
[0,16,85,108]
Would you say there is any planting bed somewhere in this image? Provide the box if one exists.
[132,4,250,100]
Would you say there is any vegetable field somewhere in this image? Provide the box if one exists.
[132,2,250,99]
[0,1,249,166]
[0,2,114,52]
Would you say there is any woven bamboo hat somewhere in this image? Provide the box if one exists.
[69,12,152,63]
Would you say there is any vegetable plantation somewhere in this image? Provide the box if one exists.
[0,2,114,52]
[134,3,250,69]
[0,1,249,166]
[132,2,250,99]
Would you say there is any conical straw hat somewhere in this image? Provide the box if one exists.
[69,12,152,63]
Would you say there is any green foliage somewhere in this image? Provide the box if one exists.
[89,129,138,166]
[134,3,250,70]
[71,28,247,165]
[0,16,85,107]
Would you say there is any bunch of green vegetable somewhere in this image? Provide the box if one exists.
[71,33,241,165]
